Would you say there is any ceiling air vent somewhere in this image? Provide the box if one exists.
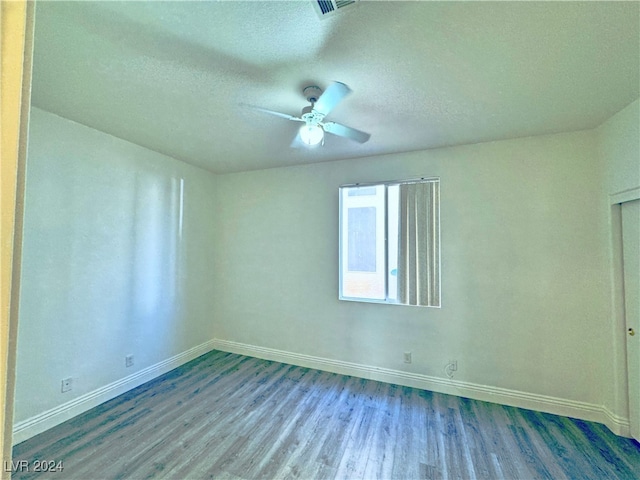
[313,0,358,19]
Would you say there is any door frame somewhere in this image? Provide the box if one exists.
[1,1,34,477]
[610,187,640,440]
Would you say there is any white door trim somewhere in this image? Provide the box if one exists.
[621,199,640,440]
[611,186,640,205]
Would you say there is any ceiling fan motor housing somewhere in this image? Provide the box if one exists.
[303,85,323,104]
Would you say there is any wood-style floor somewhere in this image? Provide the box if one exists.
[11,350,640,479]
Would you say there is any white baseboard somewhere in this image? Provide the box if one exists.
[211,338,630,437]
[602,406,632,437]
[12,339,218,445]
[14,338,630,445]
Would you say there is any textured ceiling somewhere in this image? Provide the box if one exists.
[31,1,639,174]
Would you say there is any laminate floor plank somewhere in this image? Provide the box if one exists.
[227,369,325,478]
[519,410,584,480]
[545,415,616,480]
[389,387,423,480]
[54,353,255,477]
[571,418,637,479]
[168,363,306,479]
[359,382,396,480]
[375,384,402,480]
[253,372,338,479]
[314,377,370,473]
[335,378,388,479]
[456,398,498,480]
[328,381,377,478]
[99,355,288,479]
[275,373,353,480]
[74,355,278,479]
[11,350,640,479]
[470,402,525,480]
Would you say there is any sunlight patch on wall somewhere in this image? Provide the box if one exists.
[131,173,183,324]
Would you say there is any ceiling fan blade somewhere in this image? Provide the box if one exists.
[323,122,371,143]
[290,132,305,149]
[245,104,304,122]
[313,82,352,117]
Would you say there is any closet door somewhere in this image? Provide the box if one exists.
[622,199,640,440]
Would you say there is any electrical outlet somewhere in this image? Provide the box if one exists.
[403,352,412,364]
[125,354,134,368]
[445,360,458,379]
[61,377,72,393]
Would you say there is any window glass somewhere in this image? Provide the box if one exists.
[339,184,386,300]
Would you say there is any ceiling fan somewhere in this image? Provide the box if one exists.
[249,82,371,147]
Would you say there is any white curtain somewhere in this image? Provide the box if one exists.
[398,180,440,306]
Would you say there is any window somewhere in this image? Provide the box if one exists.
[339,178,440,307]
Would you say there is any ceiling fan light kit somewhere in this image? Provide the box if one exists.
[250,81,371,148]
[299,124,324,145]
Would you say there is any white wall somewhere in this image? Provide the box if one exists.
[13,108,218,430]
[213,130,613,416]
[598,98,640,197]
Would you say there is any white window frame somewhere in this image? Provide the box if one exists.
[339,177,441,307]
